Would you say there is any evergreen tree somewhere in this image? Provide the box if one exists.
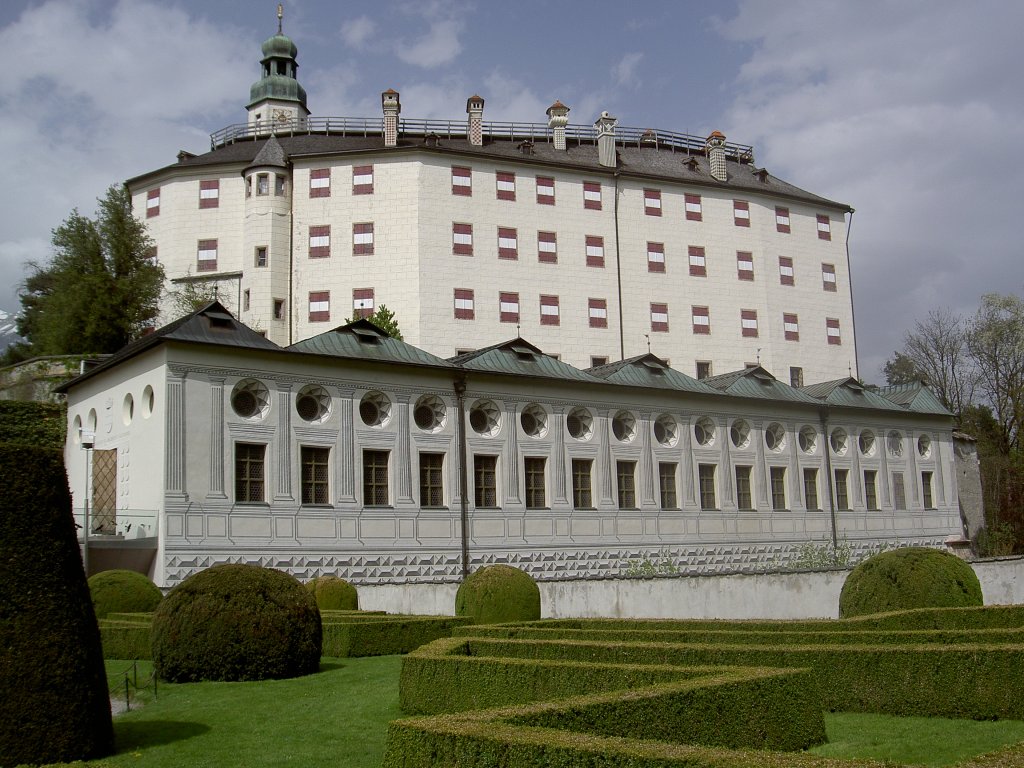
[15,185,164,355]
[349,304,402,340]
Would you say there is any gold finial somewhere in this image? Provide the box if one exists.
[277,3,283,34]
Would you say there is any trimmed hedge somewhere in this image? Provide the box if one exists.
[98,618,153,659]
[322,615,471,657]
[0,400,65,448]
[88,569,162,619]
[840,547,983,618]
[0,443,113,766]
[305,575,358,610]
[456,564,540,625]
[151,563,322,682]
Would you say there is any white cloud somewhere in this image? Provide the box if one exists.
[612,52,643,87]
[719,0,1024,382]
[340,15,376,49]
[397,19,464,68]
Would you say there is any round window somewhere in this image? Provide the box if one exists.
[469,399,501,436]
[520,403,548,438]
[730,419,750,449]
[765,422,786,452]
[296,385,331,423]
[231,379,270,420]
[918,434,932,459]
[612,410,636,442]
[122,393,134,426]
[566,407,593,440]
[830,428,848,456]
[413,394,446,432]
[798,426,818,454]
[654,413,678,446]
[359,391,391,427]
[887,430,904,458]
[859,429,876,456]
[694,417,716,447]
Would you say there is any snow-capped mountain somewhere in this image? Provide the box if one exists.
[0,309,24,352]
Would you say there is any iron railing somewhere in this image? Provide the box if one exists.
[210,117,755,163]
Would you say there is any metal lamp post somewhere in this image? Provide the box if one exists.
[80,429,95,576]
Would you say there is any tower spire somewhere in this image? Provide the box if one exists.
[277,3,283,34]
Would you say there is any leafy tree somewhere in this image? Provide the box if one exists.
[967,293,1024,455]
[15,185,164,355]
[887,308,974,415]
[883,352,927,386]
[347,303,402,340]
[168,273,222,319]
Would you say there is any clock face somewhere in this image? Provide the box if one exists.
[273,109,290,123]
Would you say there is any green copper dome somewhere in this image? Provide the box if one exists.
[248,31,307,110]
[261,33,297,60]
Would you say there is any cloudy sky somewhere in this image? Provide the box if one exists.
[1,0,1021,381]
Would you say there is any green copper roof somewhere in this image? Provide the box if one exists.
[587,354,715,394]
[801,378,905,412]
[449,338,600,383]
[875,382,953,416]
[288,320,453,369]
[248,75,307,108]
[703,366,822,404]
[262,33,297,59]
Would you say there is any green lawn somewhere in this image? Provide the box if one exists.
[85,657,401,768]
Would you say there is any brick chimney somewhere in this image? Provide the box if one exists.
[546,100,570,150]
[382,89,400,147]
[594,111,618,168]
[466,94,484,146]
[705,130,727,181]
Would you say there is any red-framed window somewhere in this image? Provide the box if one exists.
[310,168,331,198]
[822,263,837,292]
[775,206,790,233]
[692,305,710,334]
[685,193,702,221]
[583,181,601,210]
[496,171,516,201]
[352,288,374,319]
[644,188,662,216]
[585,235,605,268]
[688,246,706,277]
[353,223,374,255]
[779,256,795,286]
[309,290,330,322]
[196,239,217,272]
[146,188,160,217]
[309,225,331,258]
[650,303,669,332]
[784,313,800,341]
[826,317,842,345]
[453,223,473,255]
[353,165,374,195]
[647,242,665,273]
[536,176,555,205]
[454,288,475,320]
[734,199,750,227]
[538,231,557,263]
[817,214,831,241]
[497,227,518,260]
[540,295,560,325]
[452,166,472,196]
[199,179,219,209]
[737,251,754,281]
[741,309,759,338]
[499,291,519,323]
[589,298,608,328]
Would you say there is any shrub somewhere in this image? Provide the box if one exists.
[839,546,983,618]
[305,574,358,610]
[322,615,471,657]
[151,563,322,682]
[455,564,540,625]
[0,443,113,766]
[88,569,163,619]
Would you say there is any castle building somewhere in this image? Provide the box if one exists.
[127,23,857,383]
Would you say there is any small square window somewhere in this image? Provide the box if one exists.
[453,223,473,255]
[452,166,472,196]
[197,239,217,272]
[496,171,516,201]
[257,173,270,196]
[585,235,605,268]
[644,188,662,216]
[790,366,804,388]
[741,309,758,338]
[737,251,754,281]
[254,246,268,267]
[827,317,842,345]
[146,187,160,218]
[688,246,706,277]
[733,199,750,227]
[536,176,555,205]
[454,288,475,320]
[692,306,710,334]
[199,179,219,209]
[420,453,444,507]
[647,242,665,273]
[353,222,374,255]
[538,231,557,263]
[572,459,593,508]
[650,302,669,332]
[497,227,518,260]
[696,360,712,379]
[817,213,831,240]
[474,455,498,508]
[273,299,285,320]
[309,225,331,258]
[784,313,800,341]
[235,443,265,503]
[364,449,390,506]
[308,291,330,322]
[822,263,837,292]
[776,206,791,233]
[353,164,374,195]
[309,168,330,197]
[588,298,607,328]
[499,291,519,323]
[243,289,250,312]
[583,181,602,210]
[352,288,374,319]
[685,193,702,221]
[540,295,560,326]
[301,446,330,505]
[779,256,795,286]
[590,356,609,367]
[525,457,546,509]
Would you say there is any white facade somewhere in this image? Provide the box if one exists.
[127,27,856,382]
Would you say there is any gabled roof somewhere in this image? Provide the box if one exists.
[702,365,821,404]
[287,319,452,369]
[586,354,714,394]
[448,338,599,382]
[874,382,953,416]
[55,301,280,393]
[800,377,905,412]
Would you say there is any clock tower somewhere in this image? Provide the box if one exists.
[247,5,309,134]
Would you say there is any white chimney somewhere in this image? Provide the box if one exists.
[594,111,617,168]
[546,100,570,151]
[706,130,727,182]
[466,94,484,146]
[382,89,401,147]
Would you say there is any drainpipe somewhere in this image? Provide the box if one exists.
[613,171,624,360]
[844,209,858,379]
[288,166,295,345]
[454,374,470,577]
[820,405,838,549]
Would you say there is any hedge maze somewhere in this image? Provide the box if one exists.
[384,607,1024,768]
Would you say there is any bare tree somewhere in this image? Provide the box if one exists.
[893,307,975,415]
[967,293,1024,454]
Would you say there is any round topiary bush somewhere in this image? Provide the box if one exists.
[88,569,163,619]
[151,563,322,682]
[455,564,541,625]
[839,546,983,618]
[0,444,113,766]
[305,575,358,610]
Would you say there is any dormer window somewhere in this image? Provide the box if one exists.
[257,174,269,196]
